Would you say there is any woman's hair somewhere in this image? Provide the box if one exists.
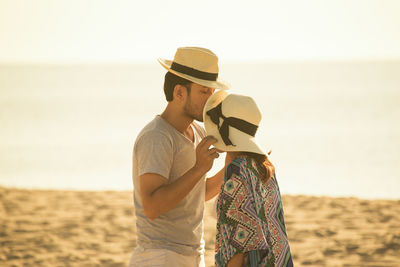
[242,152,275,183]
[163,72,192,101]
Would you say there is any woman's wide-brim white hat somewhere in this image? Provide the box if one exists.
[158,47,230,90]
[203,90,266,155]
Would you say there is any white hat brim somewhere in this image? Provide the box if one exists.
[158,58,230,90]
[203,90,266,155]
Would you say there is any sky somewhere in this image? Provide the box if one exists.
[1,0,400,63]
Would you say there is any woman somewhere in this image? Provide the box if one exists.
[203,91,293,267]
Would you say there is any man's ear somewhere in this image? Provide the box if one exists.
[173,84,187,101]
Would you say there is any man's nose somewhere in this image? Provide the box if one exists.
[207,88,215,97]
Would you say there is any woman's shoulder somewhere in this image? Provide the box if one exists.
[230,155,257,171]
[227,156,247,170]
[225,156,252,180]
[232,155,250,165]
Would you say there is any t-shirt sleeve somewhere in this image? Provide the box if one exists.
[134,130,173,180]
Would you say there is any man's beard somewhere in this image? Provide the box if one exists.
[184,100,203,122]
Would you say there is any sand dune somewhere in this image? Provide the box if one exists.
[1,187,399,266]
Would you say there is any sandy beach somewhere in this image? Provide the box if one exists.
[1,187,399,267]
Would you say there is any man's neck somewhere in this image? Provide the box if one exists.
[160,105,193,135]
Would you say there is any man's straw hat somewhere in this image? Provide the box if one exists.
[158,47,230,90]
[203,90,266,155]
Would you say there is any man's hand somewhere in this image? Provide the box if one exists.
[194,136,219,173]
[140,136,220,219]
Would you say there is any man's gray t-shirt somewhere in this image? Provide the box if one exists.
[132,115,206,256]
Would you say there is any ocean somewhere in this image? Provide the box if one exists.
[0,61,399,199]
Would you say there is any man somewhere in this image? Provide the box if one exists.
[129,47,231,267]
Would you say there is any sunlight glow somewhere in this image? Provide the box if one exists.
[0,0,400,63]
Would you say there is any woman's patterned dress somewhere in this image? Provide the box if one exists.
[215,156,293,267]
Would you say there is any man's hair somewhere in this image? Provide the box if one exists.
[163,72,192,102]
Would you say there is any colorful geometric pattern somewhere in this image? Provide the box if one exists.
[215,156,293,267]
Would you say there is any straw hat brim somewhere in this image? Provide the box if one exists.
[203,90,266,155]
[158,59,230,90]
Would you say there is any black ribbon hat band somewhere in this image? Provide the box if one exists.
[171,62,218,81]
[206,103,258,146]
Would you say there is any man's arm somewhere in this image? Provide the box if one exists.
[139,136,218,220]
[205,168,225,201]
[140,168,205,220]
[205,151,237,201]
